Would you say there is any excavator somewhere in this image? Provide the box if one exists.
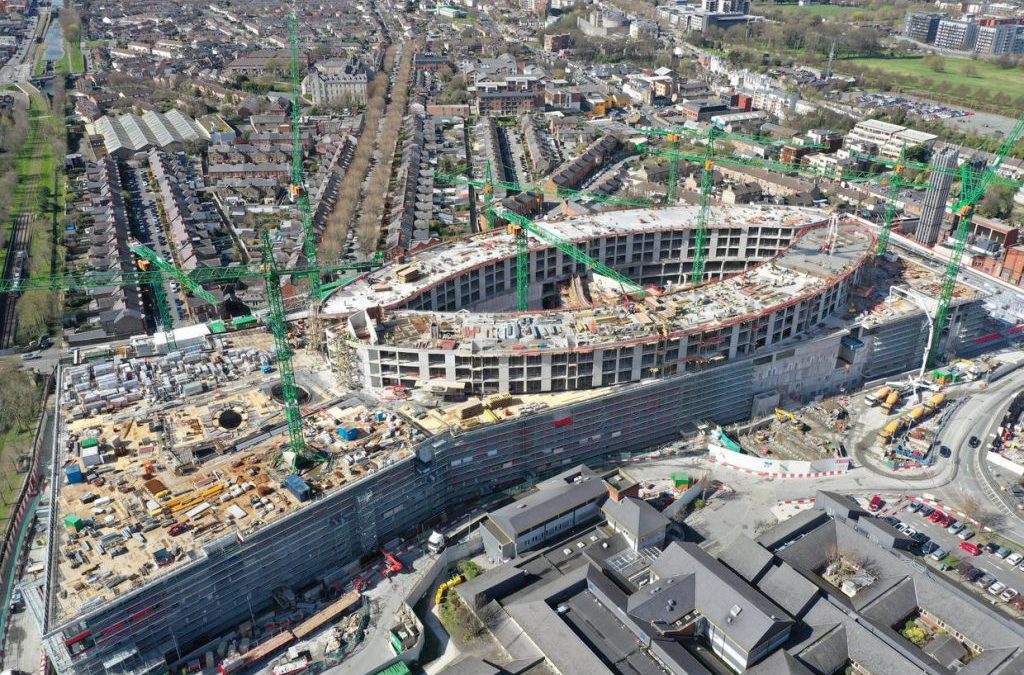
[774,408,808,433]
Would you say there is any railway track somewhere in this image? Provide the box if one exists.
[0,212,33,348]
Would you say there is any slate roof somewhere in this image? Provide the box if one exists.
[719,535,775,583]
[487,465,607,539]
[602,496,670,538]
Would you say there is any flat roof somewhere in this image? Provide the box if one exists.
[52,331,422,621]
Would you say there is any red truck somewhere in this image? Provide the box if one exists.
[869,495,884,512]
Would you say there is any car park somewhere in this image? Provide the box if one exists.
[1001,588,1019,602]
[987,581,1006,596]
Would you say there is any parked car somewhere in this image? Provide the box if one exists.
[920,541,939,555]
[883,516,900,527]
[902,527,917,538]
[976,572,997,588]
[1010,551,1024,566]
[869,495,884,512]
[959,528,975,541]
[907,501,923,512]
[949,523,966,536]
[930,510,945,523]
[995,547,1012,559]
[988,581,1006,596]
[985,542,1001,555]
[1000,588,1019,602]
[919,504,935,517]
[930,547,948,561]
[961,541,981,555]
[911,532,930,545]
[965,568,985,582]
[941,515,956,528]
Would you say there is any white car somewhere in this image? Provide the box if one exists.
[902,527,917,538]
[1006,553,1023,566]
[1000,588,1019,603]
[987,581,1006,596]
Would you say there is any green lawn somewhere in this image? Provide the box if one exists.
[841,55,1024,112]
[770,4,859,18]
[65,38,84,74]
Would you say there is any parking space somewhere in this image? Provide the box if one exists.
[885,498,1024,613]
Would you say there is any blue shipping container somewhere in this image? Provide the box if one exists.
[338,427,359,441]
[283,475,310,502]
[65,464,84,484]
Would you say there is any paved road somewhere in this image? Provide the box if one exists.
[939,367,1024,543]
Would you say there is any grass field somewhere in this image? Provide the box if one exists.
[841,55,1024,111]
[65,38,84,74]
[770,4,859,18]
[0,428,32,525]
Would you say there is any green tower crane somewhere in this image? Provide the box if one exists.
[288,10,324,352]
[930,115,1024,365]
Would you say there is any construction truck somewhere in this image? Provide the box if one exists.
[880,390,900,414]
[902,407,926,426]
[878,419,905,443]
[774,408,807,432]
[427,530,446,554]
[866,386,891,406]
[924,392,946,412]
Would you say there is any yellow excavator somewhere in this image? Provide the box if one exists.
[775,408,808,433]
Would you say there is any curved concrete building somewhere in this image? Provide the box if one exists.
[324,206,874,395]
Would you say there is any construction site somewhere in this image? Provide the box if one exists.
[20,198,1006,675]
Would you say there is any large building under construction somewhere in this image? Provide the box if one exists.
[30,206,992,675]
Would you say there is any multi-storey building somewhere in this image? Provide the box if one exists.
[301,61,369,106]
[35,205,992,675]
[935,18,980,50]
[915,146,959,246]
[903,12,946,43]
[975,21,1024,54]
[845,119,937,161]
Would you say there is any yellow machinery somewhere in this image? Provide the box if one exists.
[866,386,890,406]
[925,392,946,412]
[774,408,807,432]
[880,390,900,414]
[878,419,905,442]
[435,574,464,605]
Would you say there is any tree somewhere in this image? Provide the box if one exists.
[923,55,945,73]
[962,62,979,78]
[978,184,1016,220]
[0,359,41,432]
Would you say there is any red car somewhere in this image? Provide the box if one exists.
[961,541,981,555]
[869,495,884,512]
[930,510,945,522]
[941,516,956,528]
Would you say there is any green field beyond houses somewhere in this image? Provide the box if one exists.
[842,56,1024,113]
